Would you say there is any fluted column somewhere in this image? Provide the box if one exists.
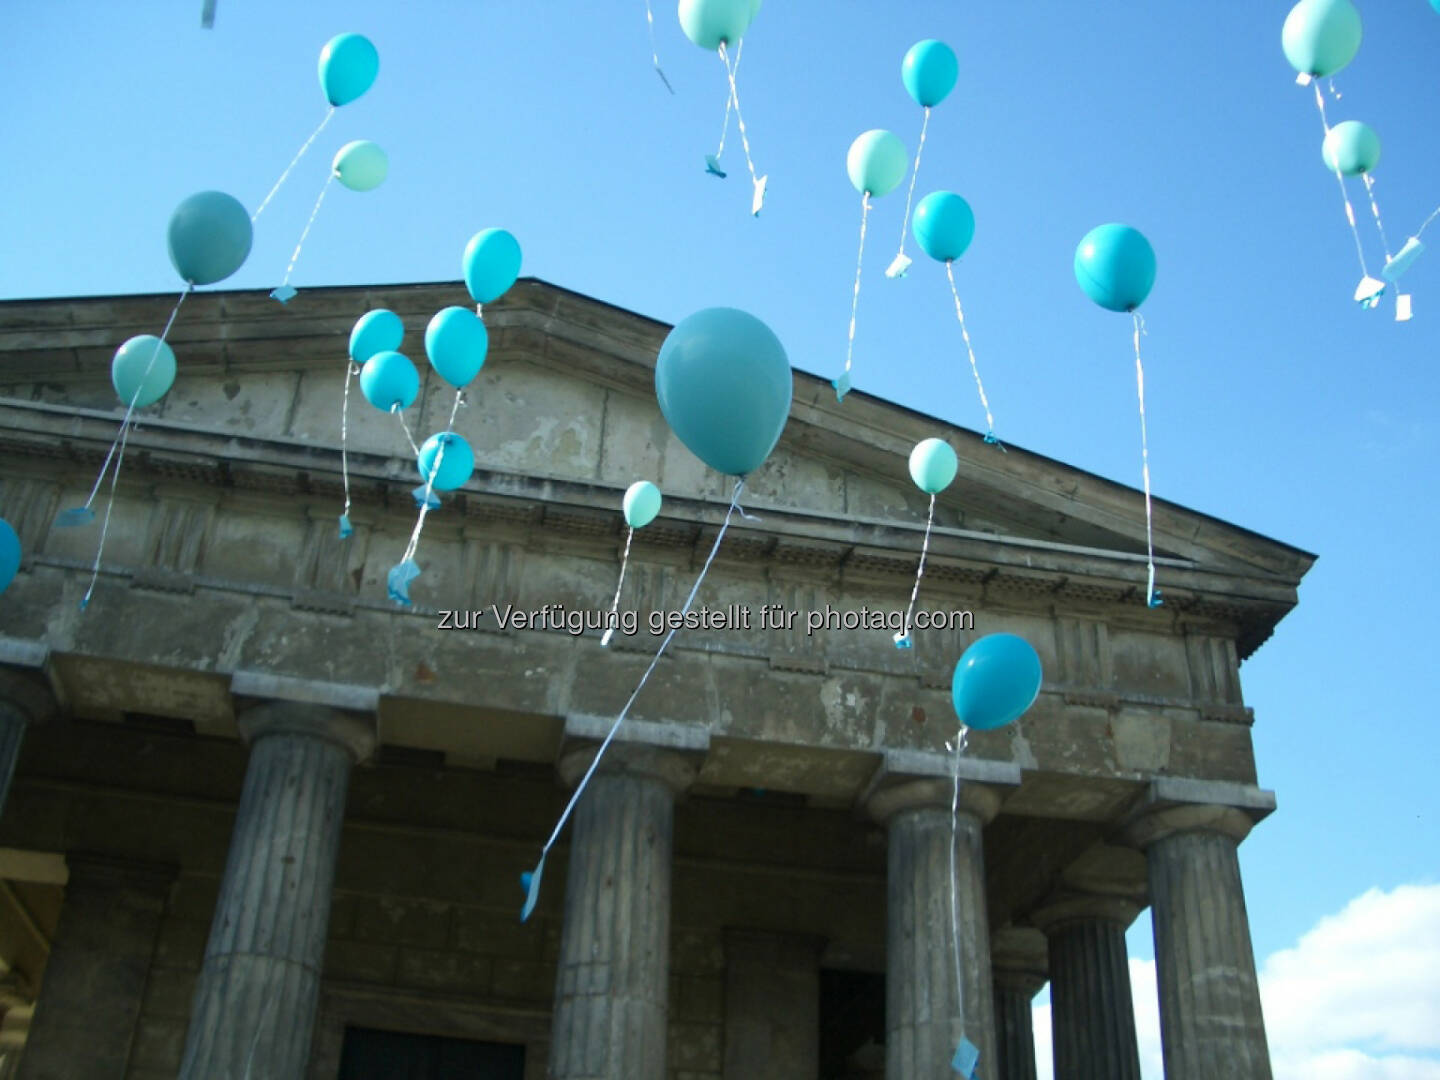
[866,756,1015,1080]
[990,928,1047,1080]
[1031,896,1141,1080]
[1124,799,1272,1080]
[549,741,699,1080]
[0,669,53,820]
[178,701,375,1080]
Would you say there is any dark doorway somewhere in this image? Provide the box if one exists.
[819,969,886,1078]
[337,1026,525,1079]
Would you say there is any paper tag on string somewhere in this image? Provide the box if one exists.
[951,1038,979,1077]
[1396,294,1413,322]
[1354,275,1386,308]
[520,856,545,923]
[270,285,298,304]
[705,154,727,178]
[886,252,913,279]
[1383,237,1425,283]
[752,175,768,216]
[1295,72,1313,86]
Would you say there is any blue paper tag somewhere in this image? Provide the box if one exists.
[893,631,913,650]
[520,855,546,923]
[270,285,298,304]
[55,507,95,528]
[387,559,421,606]
[338,513,353,539]
[705,154,727,178]
[411,486,442,510]
[832,371,852,402]
[951,1037,979,1077]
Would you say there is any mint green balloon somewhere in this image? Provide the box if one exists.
[1282,0,1361,77]
[847,130,908,197]
[1322,121,1380,175]
[333,140,388,192]
[623,481,663,529]
[678,0,750,50]
[909,438,957,495]
[111,335,177,408]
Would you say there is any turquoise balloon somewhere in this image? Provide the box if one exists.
[319,33,379,107]
[349,309,404,365]
[902,40,958,108]
[0,520,18,595]
[333,140,388,191]
[359,350,419,411]
[678,0,750,49]
[912,191,975,263]
[1322,120,1381,175]
[1282,0,1361,77]
[111,335,176,408]
[847,130,908,197]
[951,633,1043,731]
[655,307,792,477]
[463,228,523,305]
[909,438,957,495]
[167,191,252,286]
[1074,223,1156,313]
[417,432,475,491]
[623,481,663,529]
[425,307,488,389]
[1432,0,1440,13]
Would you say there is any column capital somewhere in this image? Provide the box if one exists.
[236,700,378,764]
[862,749,1020,825]
[557,714,709,793]
[990,926,1048,997]
[1118,779,1275,851]
[0,666,55,727]
[1029,893,1143,935]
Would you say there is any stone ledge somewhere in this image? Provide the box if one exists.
[230,671,381,714]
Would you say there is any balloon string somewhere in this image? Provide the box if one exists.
[600,526,636,647]
[718,42,758,190]
[279,174,334,288]
[895,107,930,261]
[1360,173,1393,261]
[1415,204,1440,240]
[898,493,936,642]
[340,362,357,519]
[390,402,422,456]
[644,0,675,94]
[399,390,464,566]
[945,261,997,441]
[253,106,335,223]
[714,37,742,157]
[1133,312,1159,608]
[534,478,746,869]
[838,193,872,393]
[949,723,970,1048]
[1313,83,1371,280]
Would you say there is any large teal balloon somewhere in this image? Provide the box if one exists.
[951,633,1043,731]
[0,520,18,596]
[912,191,975,263]
[902,40,958,108]
[111,335,177,409]
[624,481,663,528]
[678,0,750,49]
[333,140,388,191]
[909,438,957,495]
[425,307,488,388]
[167,191,253,286]
[1281,0,1361,78]
[417,432,475,491]
[463,228,522,305]
[319,33,379,107]
[655,308,792,477]
[359,350,419,411]
[847,130,908,197]
[349,309,403,365]
[1074,224,1156,313]
[1322,120,1381,175]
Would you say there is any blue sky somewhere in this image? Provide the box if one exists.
[3,2,1438,1073]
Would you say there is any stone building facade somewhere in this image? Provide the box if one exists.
[0,279,1312,1078]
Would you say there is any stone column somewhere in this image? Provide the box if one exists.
[865,753,1018,1080]
[723,929,823,1080]
[990,928,1047,1080]
[548,735,701,1080]
[1123,787,1274,1080]
[0,669,53,820]
[1030,895,1142,1080]
[177,701,375,1080]
[17,855,175,1080]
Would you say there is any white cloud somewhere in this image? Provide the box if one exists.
[1029,883,1440,1080]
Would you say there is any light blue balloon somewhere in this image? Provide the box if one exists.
[1322,120,1381,176]
[333,140,388,191]
[111,335,176,408]
[847,130,908,197]
[349,309,403,365]
[1074,223,1156,313]
[678,0,750,50]
[167,191,253,286]
[359,350,419,411]
[319,33,379,107]
[1432,0,1440,14]
[417,432,475,491]
[623,481,663,528]
[463,228,523,305]
[909,438,957,495]
[951,633,1043,731]
[1282,0,1361,77]
[912,191,975,263]
[655,307,792,477]
[425,307,488,388]
[902,40,958,108]
[0,519,19,595]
